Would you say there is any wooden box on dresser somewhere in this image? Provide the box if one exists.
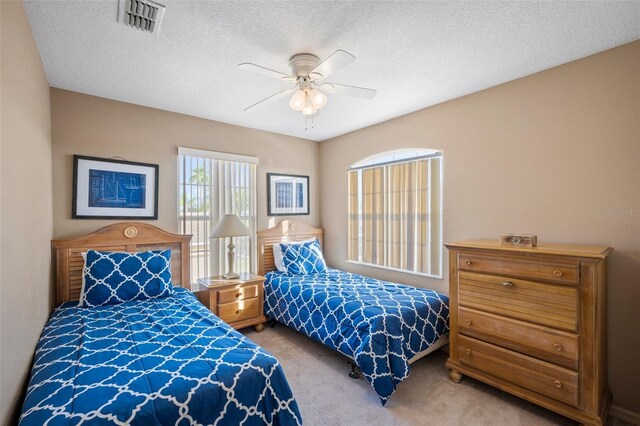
[444,240,612,426]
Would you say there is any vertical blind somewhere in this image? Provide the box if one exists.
[347,154,442,277]
[178,147,258,283]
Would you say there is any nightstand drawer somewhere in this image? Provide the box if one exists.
[458,254,578,285]
[217,284,259,304]
[195,273,266,331]
[458,335,578,406]
[458,307,578,370]
[458,271,578,331]
[218,298,260,323]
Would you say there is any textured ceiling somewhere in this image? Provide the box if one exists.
[25,1,640,142]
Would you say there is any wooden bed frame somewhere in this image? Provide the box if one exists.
[52,223,192,304]
[256,220,323,275]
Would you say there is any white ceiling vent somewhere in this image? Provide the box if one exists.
[118,0,165,35]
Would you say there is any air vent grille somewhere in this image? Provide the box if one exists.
[118,0,165,34]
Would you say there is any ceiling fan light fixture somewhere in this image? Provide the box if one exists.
[302,105,317,116]
[302,94,317,116]
[309,88,327,109]
[290,88,325,115]
[289,89,306,111]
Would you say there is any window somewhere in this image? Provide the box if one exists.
[347,150,442,278]
[178,147,257,283]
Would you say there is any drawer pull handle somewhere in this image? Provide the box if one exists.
[464,349,472,356]
[553,270,563,277]
[465,319,472,326]
[464,259,472,266]
[235,310,241,315]
[553,380,562,388]
[235,293,242,298]
[553,344,563,351]
[501,281,515,287]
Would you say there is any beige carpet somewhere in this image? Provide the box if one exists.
[243,325,628,426]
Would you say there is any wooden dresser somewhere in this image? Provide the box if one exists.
[445,240,612,426]
[195,273,267,332]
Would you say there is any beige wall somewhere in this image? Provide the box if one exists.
[320,41,640,412]
[50,89,320,239]
[0,1,54,424]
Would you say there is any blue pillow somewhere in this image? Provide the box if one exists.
[81,249,173,308]
[280,239,327,275]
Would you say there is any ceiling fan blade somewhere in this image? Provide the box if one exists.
[244,88,295,111]
[309,50,355,80]
[238,62,293,80]
[319,83,376,100]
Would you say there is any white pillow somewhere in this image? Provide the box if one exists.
[78,251,88,307]
[273,238,316,273]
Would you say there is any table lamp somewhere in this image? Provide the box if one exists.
[210,214,250,279]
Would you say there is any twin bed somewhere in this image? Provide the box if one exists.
[257,220,449,405]
[20,223,301,426]
[20,221,449,425]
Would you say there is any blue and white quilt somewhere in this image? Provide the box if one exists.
[264,268,449,405]
[20,288,302,425]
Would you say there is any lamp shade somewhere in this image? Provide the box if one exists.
[309,88,327,109]
[210,214,250,238]
[289,90,306,111]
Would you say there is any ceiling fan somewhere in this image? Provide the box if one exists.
[238,50,377,116]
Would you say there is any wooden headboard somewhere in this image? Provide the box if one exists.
[257,220,324,275]
[52,223,192,304]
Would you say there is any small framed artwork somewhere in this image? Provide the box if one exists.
[267,173,309,216]
[72,155,159,219]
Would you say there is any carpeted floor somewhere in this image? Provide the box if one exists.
[243,325,629,426]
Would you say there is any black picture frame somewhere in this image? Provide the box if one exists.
[267,173,310,216]
[72,155,159,220]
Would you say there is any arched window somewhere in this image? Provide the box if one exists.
[347,149,442,278]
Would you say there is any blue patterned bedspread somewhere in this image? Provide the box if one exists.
[264,268,449,405]
[20,288,302,425]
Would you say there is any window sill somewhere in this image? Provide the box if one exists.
[344,260,443,280]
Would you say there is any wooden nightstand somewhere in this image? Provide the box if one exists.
[195,273,267,332]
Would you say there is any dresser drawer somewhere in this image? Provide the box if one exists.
[458,307,578,370]
[458,271,578,331]
[217,298,260,324]
[458,254,578,285]
[458,336,578,406]
[217,283,259,304]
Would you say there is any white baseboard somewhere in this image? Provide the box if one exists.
[610,404,640,425]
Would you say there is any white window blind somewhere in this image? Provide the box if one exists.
[178,147,258,283]
[347,151,442,278]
